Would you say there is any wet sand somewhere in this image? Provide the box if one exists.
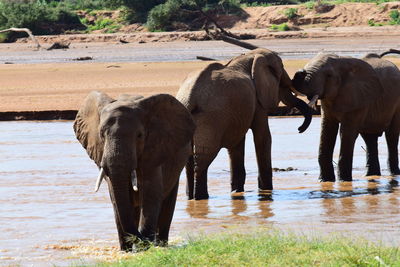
[0,118,399,266]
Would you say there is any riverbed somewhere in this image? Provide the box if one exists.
[0,117,398,266]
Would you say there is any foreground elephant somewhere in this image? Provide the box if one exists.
[292,52,400,181]
[177,48,312,200]
[73,91,195,251]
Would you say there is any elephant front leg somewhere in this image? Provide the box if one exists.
[385,118,400,175]
[337,122,359,181]
[318,115,339,182]
[228,137,246,193]
[157,181,179,245]
[251,112,272,190]
[361,133,381,176]
[139,167,163,242]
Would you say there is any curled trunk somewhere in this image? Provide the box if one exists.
[279,70,312,133]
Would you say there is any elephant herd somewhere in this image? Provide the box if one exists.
[73,46,400,251]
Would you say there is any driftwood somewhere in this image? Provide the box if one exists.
[47,41,70,50]
[0,27,41,49]
[218,34,259,50]
[196,56,217,61]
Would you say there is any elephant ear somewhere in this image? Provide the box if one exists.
[73,91,114,166]
[333,58,384,113]
[137,94,195,166]
[251,53,281,111]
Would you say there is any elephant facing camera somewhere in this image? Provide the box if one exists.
[73,91,195,251]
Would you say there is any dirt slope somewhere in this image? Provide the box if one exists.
[228,2,400,29]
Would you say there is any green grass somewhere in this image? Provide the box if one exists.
[79,16,122,33]
[270,23,290,31]
[89,231,400,267]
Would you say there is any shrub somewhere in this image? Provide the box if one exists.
[0,1,84,35]
[389,9,400,24]
[146,0,243,32]
[284,7,298,19]
[146,0,181,31]
[303,1,315,9]
[270,23,290,31]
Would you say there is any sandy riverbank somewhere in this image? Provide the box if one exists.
[1,41,399,113]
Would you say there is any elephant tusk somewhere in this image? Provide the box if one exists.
[131,169,138,191]
[94,168,106,192]
[308,95,319,111]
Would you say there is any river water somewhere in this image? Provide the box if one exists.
[1,37,399,64]
[0,117,399,266]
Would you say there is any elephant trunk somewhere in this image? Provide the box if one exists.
[102,142,142,251]
[279,70,312,133]
[107,168,142,251]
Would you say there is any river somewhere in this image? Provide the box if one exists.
[0,117,399,266]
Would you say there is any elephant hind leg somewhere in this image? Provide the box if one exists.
[186,154,195,199]
[193,149,219,200]
[385,115,400,175]
[228,137,246,193]
[361,133,381,176]
[157,181,179,245]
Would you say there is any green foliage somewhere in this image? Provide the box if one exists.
[0,0,84,35]
[270,23,290,30]
[56,0,118,10]
[284,7,298,19]
[389,9,400,24]
[92,231,400,267]
[241,2,271,7]
[146,0,243,32]
[303,1,315,9]
[146,0,180,31]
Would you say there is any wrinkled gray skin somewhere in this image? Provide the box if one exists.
[176,48,312,200]
[292,53,400,181]
[73,92,195,251]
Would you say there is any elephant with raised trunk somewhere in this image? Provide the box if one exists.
[292,51,400,182]
[177,48,313,200]
[73,92,195,251]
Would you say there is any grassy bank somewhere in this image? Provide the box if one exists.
[90,231,400,266]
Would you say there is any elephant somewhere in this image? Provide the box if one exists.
[73,91,195,251]
[292,51,400,182]
[176,48,313,200]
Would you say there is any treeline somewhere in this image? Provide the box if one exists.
[0,0,303,38]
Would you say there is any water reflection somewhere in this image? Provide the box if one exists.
[1,118,399,266]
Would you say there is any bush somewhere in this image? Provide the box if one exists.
[146,0,180,31]
[284,7,298,19]
[389,9,400,24]
[270,23,290,31]
[146,0,242,32]
[0,0,84,35]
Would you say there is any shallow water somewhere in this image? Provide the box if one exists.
[0,117,399,266]
[1,37,399,64]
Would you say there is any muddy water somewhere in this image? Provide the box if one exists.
[0,118,399,266]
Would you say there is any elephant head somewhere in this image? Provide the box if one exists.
[73,91,195,251]
[292,53,384,113]
[244,48,312,133]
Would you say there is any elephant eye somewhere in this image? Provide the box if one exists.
[137,132,143,139]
